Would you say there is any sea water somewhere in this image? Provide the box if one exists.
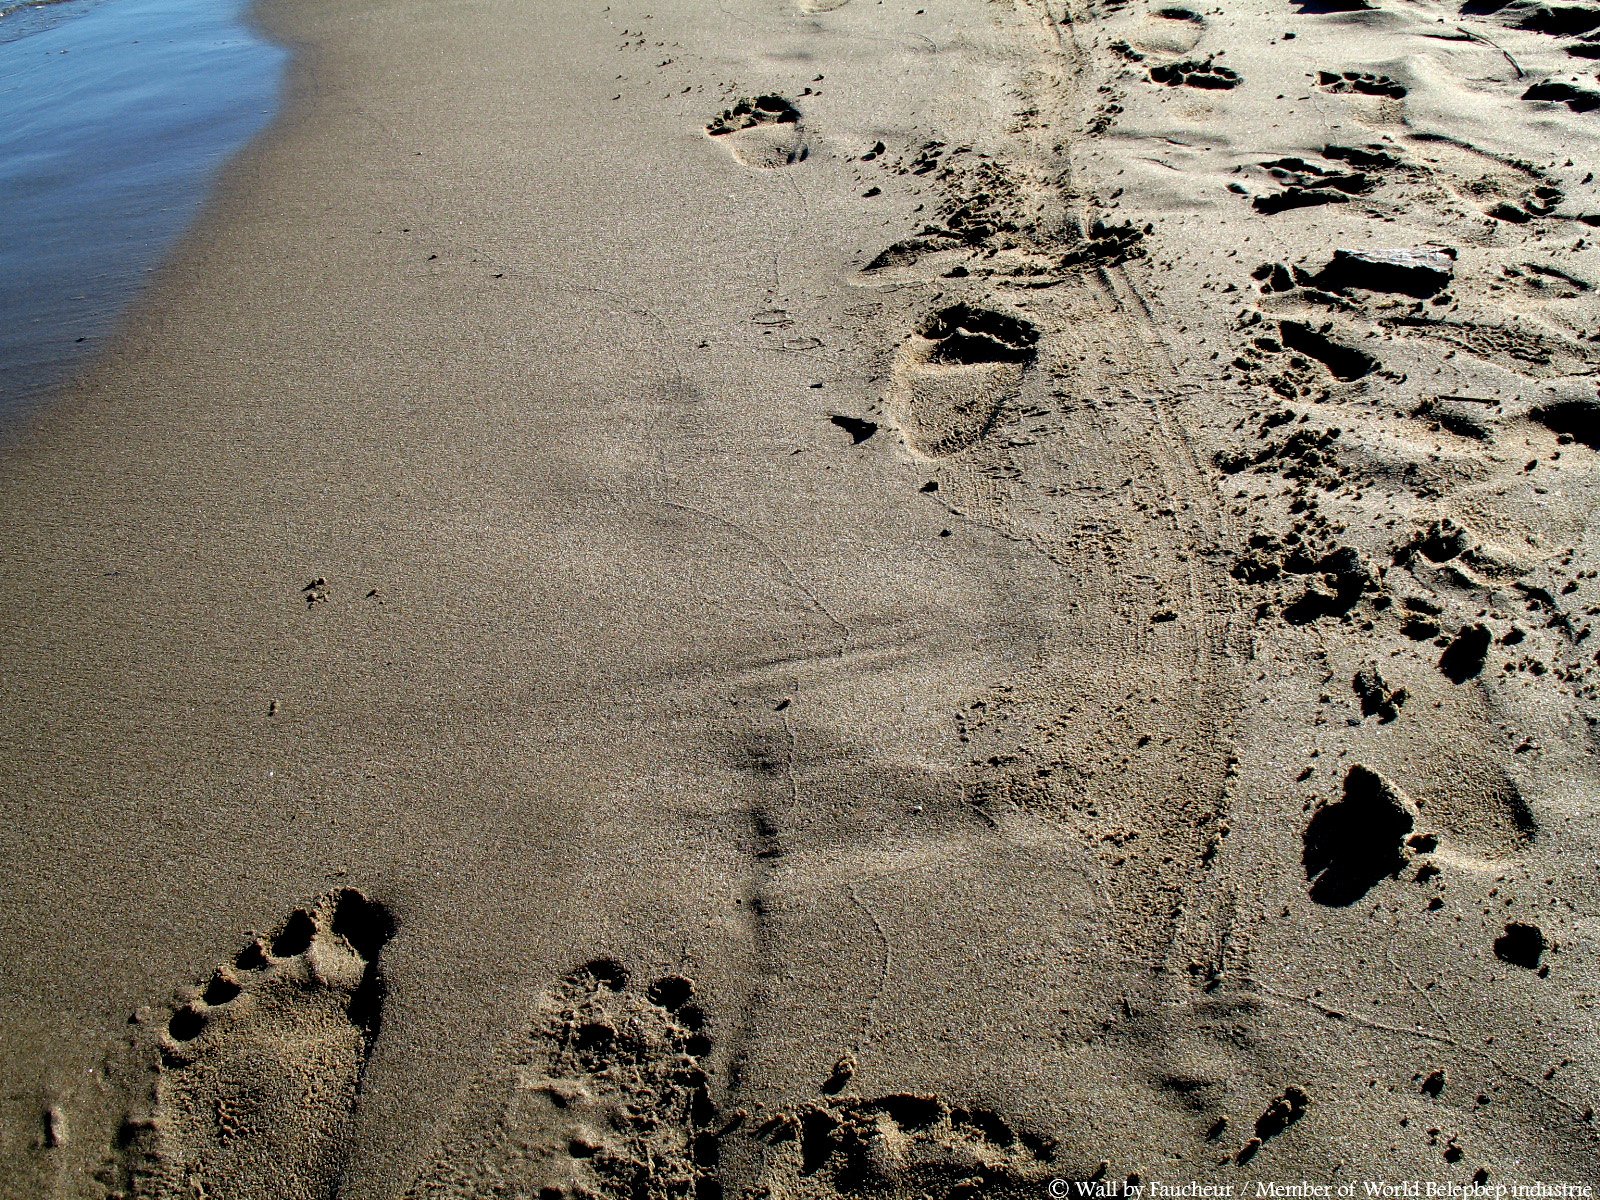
[0,0,287,408]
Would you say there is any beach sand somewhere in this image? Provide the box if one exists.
[1,0,1598,1194]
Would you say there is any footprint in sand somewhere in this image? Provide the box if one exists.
[114,889,394,1199]
[1532,395,1600,447]
[404,960,716,1200]
[750,1092,1060,1198]
[1148,56,1241,89]
[886,303,1039,457]
[705,96,804,170]
[1522,79,1600,113]
[1314,69,1407,98]
[1129,5,1203,55]
[1246,144,1391,214]
[1302,766,1419,906]
[402,958,1072,1196]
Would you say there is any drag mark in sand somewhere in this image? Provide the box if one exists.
[660,499,853,651]
[839,0,1248,990]
[717,698,802,1105]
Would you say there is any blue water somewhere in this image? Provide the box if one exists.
[0,0,286,406]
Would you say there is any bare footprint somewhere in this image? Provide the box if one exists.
[750,1093,1059,1198]
[404,960,715,1200]
[706,96,804,169]
[1314,69,1407,98]
[1130,5,1203,55]
[114,889,394,1199]
[1148,56,1241,89]
[886,303,1039,457]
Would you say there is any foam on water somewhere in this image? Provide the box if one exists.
[0,0,287,408]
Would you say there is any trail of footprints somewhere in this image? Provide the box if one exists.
[86,9,1594,1190]
[100,916,1065,1199]
[1086,11,1593,1167]
[95,52,1273,1199]
[1114,0,1599,1042]
[702,85,1060,461]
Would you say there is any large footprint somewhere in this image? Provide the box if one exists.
[705,96,805,170]
[886,302,1039,457]
[404,960,715,1200]
[116,889,394,1199]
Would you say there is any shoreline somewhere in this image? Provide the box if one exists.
[0,0,287,412]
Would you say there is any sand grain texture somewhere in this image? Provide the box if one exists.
[1,0,1598,1194]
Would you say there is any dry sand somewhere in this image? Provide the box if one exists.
[1,0,1599,1194]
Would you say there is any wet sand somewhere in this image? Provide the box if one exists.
[0,0,285,407]
[1,0,1598,1194]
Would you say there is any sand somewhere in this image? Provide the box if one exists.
[1,0,1598,1194]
